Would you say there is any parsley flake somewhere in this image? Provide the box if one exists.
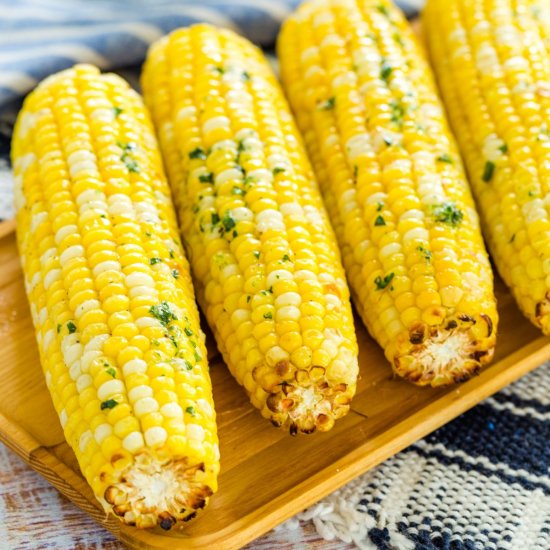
[222,213,236,232]
[106,367,116,378]
[264,312,273,319]
[100,399,118,410]
[189,147,207,160]
[375,272,395,290]
[273,167,286,175]
[112,106,123,118]
[172,269,179,279]
[67,321,77,334]
[374,215,386,226]
[380,59,393,82]
[437,154,453,164]
[433,202,463,227]
[149,301,178,326]
[185,406,196,416]
[482,161,496,182]
[199,172,214,183]
[184,327,193,337]
[149,257,162,265]
[417,245,432,261]
[318,97,335,110]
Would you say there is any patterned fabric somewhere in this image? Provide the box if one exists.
[1,1,547,549]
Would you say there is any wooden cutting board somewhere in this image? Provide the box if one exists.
[1,217,549,550]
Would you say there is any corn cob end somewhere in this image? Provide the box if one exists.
[393,313,495,387]
[263,364,355,434]
[534,294,550,334]
[100,451,215,529]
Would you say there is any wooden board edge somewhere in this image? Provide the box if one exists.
[86,337,550,549]
[0,218,16,240]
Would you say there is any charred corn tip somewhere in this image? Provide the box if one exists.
[394,313,495,387]
[102,451,214,529]
[262,362,354,434]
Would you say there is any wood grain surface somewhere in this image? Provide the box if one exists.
[1,213,549,550]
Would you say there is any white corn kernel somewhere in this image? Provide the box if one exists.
[123,431,145,453]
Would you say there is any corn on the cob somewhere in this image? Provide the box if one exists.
[424,0,550,333]
[141,25,358,434]
[278,0,498,386]
[12,64,219,529]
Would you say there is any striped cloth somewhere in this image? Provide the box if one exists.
[2,1,548,549]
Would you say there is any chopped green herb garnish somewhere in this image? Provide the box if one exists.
[253,251,260,259]
[375,272,395,290]
[213,66,225,74]
[199,172,214,183]
[150,257,162,265]
[106,367,116,378]
[242,71,251,81]
[184,327,193,337]
[100,214,107,219]
[124,158,140,173]
[377,4,390,16]
[211,213,220,225]
[100,399,118,410]
[67,321,77,334]
[282,254,291,262]
[499,144,508,154]
[374,215,386,226]
[273,167,286,175]
[417,245,432,261]
[183,360,193,371]
[318,97,336,110]
[185,406,196,416]
[383,135,394,146]
[393,32,404,47]
[189,147,207,160]
[246,295,252,303]
[172,269,179,279]
[222,212,236,232]
[264,312,273,319]
[56,324,61,334]
[482,161,496,182]
[528,190,537,197]
[145,230,152,237]
[437,154,453,164]
[237,140,246,153]
[169,249,175,259]
[390,100,405,127]
[380,59,393,82]
[149,301,178,326]
[112,106,123,117]
[194,351,202,362]
[376,202,384,211]
[231,186,245,195]
[433,202,464,227]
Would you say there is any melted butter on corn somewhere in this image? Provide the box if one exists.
[424,0,550,333]
[278,0,498,386]
[142,25,359,433]
[12,64,219,529]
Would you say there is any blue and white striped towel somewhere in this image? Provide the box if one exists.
[1,2,548,550]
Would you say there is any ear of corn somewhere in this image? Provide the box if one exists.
[12,64,219,529]
[141,24,359,434]
[423,0,550,333]
[277,0,498,386]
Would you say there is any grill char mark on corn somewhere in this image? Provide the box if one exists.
[424,0,550,333]
[141,25,359,433]
[278,0,498,386]
[12,64,219,528]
